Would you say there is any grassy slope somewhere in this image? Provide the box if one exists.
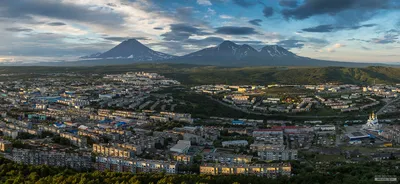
[1,64,400,85]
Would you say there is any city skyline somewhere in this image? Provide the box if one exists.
[0,0,399,63]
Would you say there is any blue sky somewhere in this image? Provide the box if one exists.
[0,0,399,63]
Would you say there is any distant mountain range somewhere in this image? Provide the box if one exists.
[9,39,395,67]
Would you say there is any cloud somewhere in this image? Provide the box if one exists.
[333,43,345,48]
[371,34,398,44]
[207,8,216,16]
[279,0,298,8]
[197,0,212,6]
[176,7,194,17]
[102,37,149,42]
[47,22,66,26]
[302,24,376,32]
[220,15,233,19]
[361,46,370,50]
[161,24,209,41]
[282,0,395,20]
[0,0,124,27]
[277,37,330,50]
[277,39,305,49]
[302,25,334,32]
[322,43,346,53]
[263,7,274,17]
[5,27,33,32]
[232,0,258,7]
[186,37,225,46]
[215,26,258,35]
[248,19,262,26]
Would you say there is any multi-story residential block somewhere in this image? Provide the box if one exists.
[94,156,177,174]
[92,143,137,158]
[258,149,298,161]
[3,117,33,129]
[60,132,87,147]
[221,140,248,147]
[0,140,12,152]
[172,153,193,164]
[200,163,291,177]
[38,125,63,134]
[78,130,101,141]
[0,127,19,139]
[112,143,143,155]
[12,149,91,171]
[204,154,252,164]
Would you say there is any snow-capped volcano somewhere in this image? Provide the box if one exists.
[81,39,175,61]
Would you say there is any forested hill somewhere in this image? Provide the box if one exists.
[1,64,400,85]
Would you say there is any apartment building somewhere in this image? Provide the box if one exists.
[0,140,12,152]
[92,144,136,158]
[200,163,291,177]
[258,149,298,161]
[172,153,193,164]
[94,156,177,174]
[12,149,91,170]
[60,132,87,148]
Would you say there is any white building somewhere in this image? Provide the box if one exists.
[222,140,248,147]
[170,140,191,154]
[362,112,382,131]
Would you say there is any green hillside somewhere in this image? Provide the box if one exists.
[1,64,400,85]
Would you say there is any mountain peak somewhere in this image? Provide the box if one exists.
[123,38,140,43]
[218,40,237,47]
[260,45,295,57]
[81,39,175,60]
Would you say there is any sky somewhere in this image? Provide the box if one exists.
[0,0,399,63]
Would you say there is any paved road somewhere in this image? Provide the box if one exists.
[377,96,400,115]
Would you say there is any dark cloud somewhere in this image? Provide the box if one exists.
[215,26,258,35]
[306,37,329,45]
[161,24,209,41]
[176,7,193,17]
[103,37,149,42]
[279,0,298,8]
[47,22,66,26]
[282,0,395,20]
[232,0,258,7]
[371,32,399,44]
[106,3,117,7]
[5,27,33,32]
[302,24,376,32]
[0,0,124,27]
[361,46,371,50]
[276,37,329,50]
[153,27,164,30]
[277,39,305,49]
[302,25,334,32]
[186,37,225,46]
[233,40,263,45]
[248,19,262,26]
[263,7,274,17]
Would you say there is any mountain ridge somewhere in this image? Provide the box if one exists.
[12,39,396,67]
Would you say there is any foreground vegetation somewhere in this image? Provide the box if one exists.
[1,64,400,85]
[0,157,399,184]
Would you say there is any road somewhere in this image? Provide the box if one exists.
[377,96,400,115]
